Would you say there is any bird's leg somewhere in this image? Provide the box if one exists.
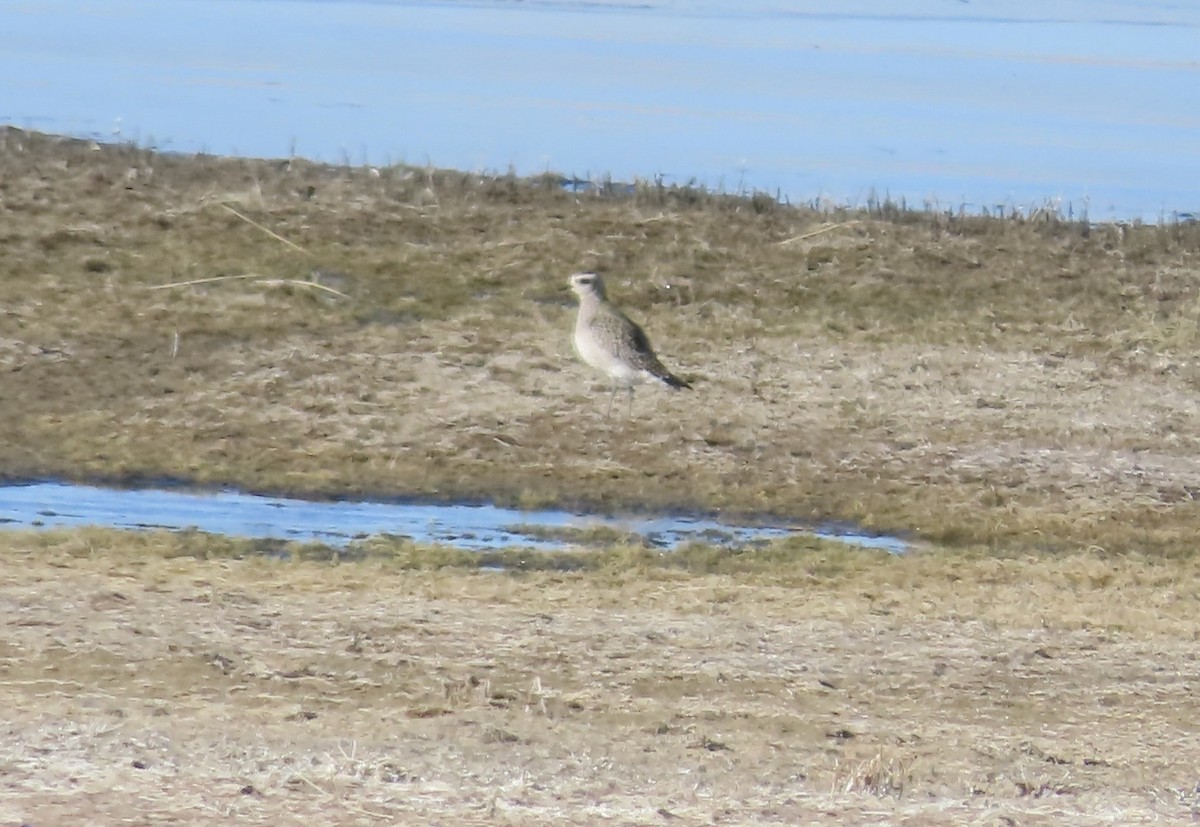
[606,381,619,419]
[625,386,635,418]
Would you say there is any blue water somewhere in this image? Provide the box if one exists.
[0,481,906,554]
[2,0,1197,220]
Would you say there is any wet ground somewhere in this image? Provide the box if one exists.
[0,481,906,552]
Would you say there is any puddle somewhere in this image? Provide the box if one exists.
[0,481,906,554]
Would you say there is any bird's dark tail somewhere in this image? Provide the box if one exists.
[660,371,691,390]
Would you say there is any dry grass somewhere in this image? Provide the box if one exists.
[3,127,1200,552]
[3,529,1200,824]
[3,127,1200,820]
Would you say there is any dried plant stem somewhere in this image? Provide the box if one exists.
[149,272,348,299]
[220,202,311,256]
[777,220,862,245]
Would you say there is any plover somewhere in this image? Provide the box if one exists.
[568,272,691,415]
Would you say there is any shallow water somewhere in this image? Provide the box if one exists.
[0,481,906,554]
[2,1,1198,220]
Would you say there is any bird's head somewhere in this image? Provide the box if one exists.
[568,272,607,300]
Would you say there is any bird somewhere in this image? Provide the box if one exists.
[568,271,691,416]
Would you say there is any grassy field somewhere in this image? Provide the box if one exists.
[4,531,1200,825]
[2,126,1200,823]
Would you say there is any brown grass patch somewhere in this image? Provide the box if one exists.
[3,530,1200,824]
[2,125,1200,553]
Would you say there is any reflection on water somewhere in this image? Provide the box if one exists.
[0,481,906,554]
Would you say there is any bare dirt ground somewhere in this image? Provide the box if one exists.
[2,128,1200,823]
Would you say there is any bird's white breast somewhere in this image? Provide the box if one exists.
[574,320,638,383]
